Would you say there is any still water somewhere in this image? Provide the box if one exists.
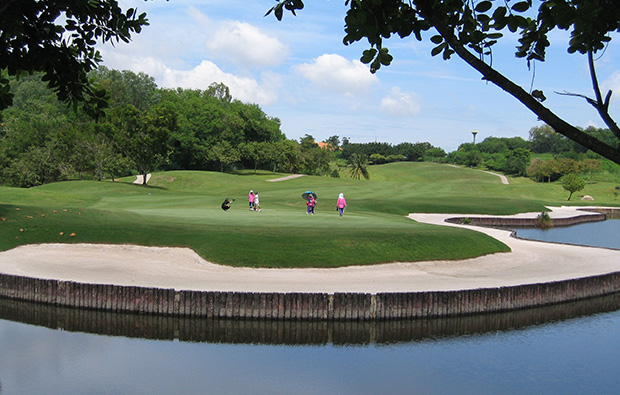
[1,220,620,394]
[1,296,620,394]
[514,218,620,250]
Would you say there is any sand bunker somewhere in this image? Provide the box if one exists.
[0,207,618,293]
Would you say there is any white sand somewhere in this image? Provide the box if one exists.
[0,206,618,293]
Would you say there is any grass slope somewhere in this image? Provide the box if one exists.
[1,162,618,268]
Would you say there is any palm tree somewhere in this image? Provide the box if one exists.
[348,153,370,180]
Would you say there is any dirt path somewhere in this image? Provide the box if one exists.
[267,174,305,182]
[481,170,510,184]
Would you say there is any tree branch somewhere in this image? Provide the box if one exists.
[588,50,620,140]
[416,0,620,163]
[0,0,18,17]
[555,91,597,107]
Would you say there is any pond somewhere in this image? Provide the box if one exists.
[2,293,620,393]
[2,219,620,394]
[513,218,620,250]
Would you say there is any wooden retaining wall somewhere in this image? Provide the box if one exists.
[1,271,620,320]
[445,212,606,227]
[445,207,620,228]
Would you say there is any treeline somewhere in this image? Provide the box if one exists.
[445,124,619,181]
[0,67,446,187]
[0,68,286,186]
[338,140,447,163]
[4,67,611,188]
[0,68,322,186]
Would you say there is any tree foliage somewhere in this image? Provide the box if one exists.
[561,173,586,201]
[111,105,174,185]
[267,0,620,164]
[348,153,370,180]
[0,72,292,185]
[0,68,452,186]
[0,0,149,118]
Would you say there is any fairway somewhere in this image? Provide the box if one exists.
[1,162,618,268]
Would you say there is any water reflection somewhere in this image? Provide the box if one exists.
[2,292,620,345]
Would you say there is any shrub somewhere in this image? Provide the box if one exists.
[536,212,553,228]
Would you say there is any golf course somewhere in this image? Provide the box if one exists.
[0,161,618,268]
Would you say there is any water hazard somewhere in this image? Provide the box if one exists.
[1,219,620,393]
[514,218,620,250]
[1,293,620,393]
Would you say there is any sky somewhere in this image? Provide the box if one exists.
[98,1,620,153]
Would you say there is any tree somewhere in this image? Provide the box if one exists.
[1,0,148,118]
[527,158,550,182]
[529,124,570,154]
[503,148,531,176]
[205,82,232,104]
[208,140,241,172]
[464,151,483,168]
[395,142,431,161]
[240,141,260,173]
[112,105,173,185]
[82,132,123,181]
[348,153,370,180]
[92,67,160,112]
[424,147,447,162]
[324,135,341,149]
[272,139,302,173]
[580,158,602,182]
[370,153,386,164]
[268,0,620,164]
[561,173,586,201]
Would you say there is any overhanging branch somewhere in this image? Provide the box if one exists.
[417,0,620,164]
[587,50,620,140]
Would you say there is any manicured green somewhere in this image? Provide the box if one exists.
[1,162,618,268]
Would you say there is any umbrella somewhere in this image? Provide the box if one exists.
[301,191,317,200]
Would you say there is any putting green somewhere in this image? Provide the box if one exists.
[1,162,616,268]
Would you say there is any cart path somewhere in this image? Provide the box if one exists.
[481,170,510,184]
[446,165,509,184]
[267,174,305,182]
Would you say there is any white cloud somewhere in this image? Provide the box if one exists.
[160,60,280,105]
[380,87,422,116]
[207,21,289,69]
[293,54,378,96]
[602,71,620,111]
[101,50,280,106]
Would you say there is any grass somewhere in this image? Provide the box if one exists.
[1,162,618,268]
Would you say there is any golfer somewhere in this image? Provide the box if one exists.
[254,192,261,212]
[336,193,347,216]
[221,198,233,211]
[307,195,316,215]
[248,190,255,211]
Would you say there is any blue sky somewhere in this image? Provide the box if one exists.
[99,1,620,152]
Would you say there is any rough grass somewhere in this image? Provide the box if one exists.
[1,162,618,268]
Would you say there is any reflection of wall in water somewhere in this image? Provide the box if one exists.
[2,294,620,346]
[3,272,620,320]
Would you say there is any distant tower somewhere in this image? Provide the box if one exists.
[472,130,478,144]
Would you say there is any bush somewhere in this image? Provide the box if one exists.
[536,212,553,228]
